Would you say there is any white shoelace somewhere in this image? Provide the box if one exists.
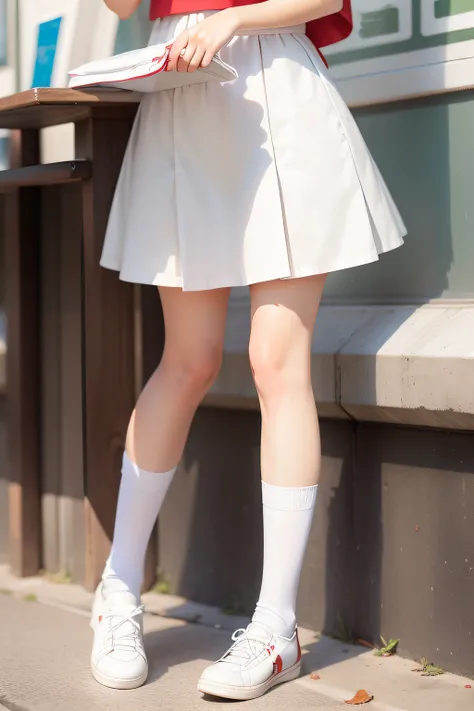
[221,628,275,666]
[103,605,145,654]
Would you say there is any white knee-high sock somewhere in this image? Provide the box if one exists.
[252,481,318,637]
[102,452,176,600]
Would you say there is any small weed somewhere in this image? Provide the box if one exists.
[374,636,399,657]
[152,576,171,595]
[220,601,246,616]
[0,588,12,595]
[46,570,72,585]
[23,593,37,602]
[330,614,353,644]
[413,657,445,677]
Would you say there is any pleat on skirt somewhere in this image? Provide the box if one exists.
[101,12,406,291]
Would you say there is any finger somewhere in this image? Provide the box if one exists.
[201,47,217,68]
[187,46,206,72]
[177,43,198,72]
[167,33,189,71]
[176,44,190,72]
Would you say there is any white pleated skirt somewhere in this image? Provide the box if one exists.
[101,13,406,292]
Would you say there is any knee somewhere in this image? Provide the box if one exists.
[163,345,222,395]
[249,336,294,402]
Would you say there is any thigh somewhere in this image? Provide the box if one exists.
[159,286,231,360]
[249,276,326,367]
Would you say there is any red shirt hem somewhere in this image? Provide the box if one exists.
[149,0,353,54]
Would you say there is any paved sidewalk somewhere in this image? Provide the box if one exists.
[0,568,472,711]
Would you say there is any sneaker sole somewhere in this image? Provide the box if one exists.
[197,660,301,700]
[91,663,148,690]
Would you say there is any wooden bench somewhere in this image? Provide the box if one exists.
[0,88,160,589]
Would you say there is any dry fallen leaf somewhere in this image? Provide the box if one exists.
[345,690,374,705]
[310,672,321,680]
[465,685,472,689]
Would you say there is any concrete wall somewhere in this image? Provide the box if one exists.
[159,410,474,677]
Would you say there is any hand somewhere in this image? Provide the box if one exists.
[167,9,241,72]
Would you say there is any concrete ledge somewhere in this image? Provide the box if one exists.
[205,301,474,430]
[1,303,473,429]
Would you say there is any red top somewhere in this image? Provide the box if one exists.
[149,0,352,50]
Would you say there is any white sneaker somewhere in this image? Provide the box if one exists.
[90,584,148,690]
[197,622,302,700]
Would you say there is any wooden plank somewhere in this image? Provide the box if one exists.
[0,89,140,130]
[76,112,137,590]
[58,183,86,583]
[40,183,87,582]
[5,129,42,576]
[0,396,8,563]
[0,160,92,192]
[40,186,62,574]
[0,87,142,112]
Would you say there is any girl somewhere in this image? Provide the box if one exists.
[91,0,406,699]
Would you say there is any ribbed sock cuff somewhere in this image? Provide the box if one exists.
[261,480,318,511]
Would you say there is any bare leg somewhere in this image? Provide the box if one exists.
[93,285,230,690]
[249,275,326,634]
[197,275,327,699]
[249,275,326,488]
[126,285,231,471]
[104,286,230,595]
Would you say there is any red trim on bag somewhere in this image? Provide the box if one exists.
[70,48,172,88]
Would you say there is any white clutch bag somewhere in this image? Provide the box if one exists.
[68,42,237,92]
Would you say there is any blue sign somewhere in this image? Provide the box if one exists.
[32,16,63,88]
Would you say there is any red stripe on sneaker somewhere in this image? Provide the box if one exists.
[273,655,283,675]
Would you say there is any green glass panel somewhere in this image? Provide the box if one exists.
[359,6,399,39]
[329,0,474,67]
[435,0,474,19]
[324,93,474,303]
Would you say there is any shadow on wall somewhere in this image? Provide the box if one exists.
[351,425,474,677]
[160,410,474,674]
[160,406,264,615]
